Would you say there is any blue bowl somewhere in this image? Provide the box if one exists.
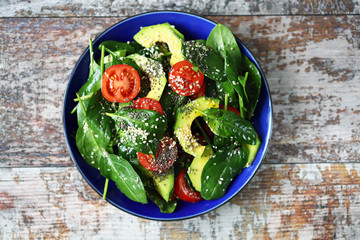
[63,11,272,220]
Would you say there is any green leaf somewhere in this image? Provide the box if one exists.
[240,55,262,119]
[201,108,257,145]
[200,145,248,200]
[146,189,177,213]
[100,154,148,204]
[108,108,167,155]
[213,135,234,150]
[75,91,115,169]
[117,143,139,167]
[98,40,136,54]
[182,40,226,82]
[206,23,242,71]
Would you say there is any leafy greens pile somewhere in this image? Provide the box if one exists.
[71,23,262,213]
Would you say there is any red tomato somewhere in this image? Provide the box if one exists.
[174,168,202,203]
[137,136,178,173]
[101,64,140,103]
[219,104,241,116]
[190,80,206,100]
[130,97,164,115]
[168,60,204,96]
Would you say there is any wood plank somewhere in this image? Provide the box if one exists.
[1,164,359,239]
[0,0,359,17]
[1,16,359,167]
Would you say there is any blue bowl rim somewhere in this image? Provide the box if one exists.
[63,10,273,221]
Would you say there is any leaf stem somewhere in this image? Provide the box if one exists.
[195,119,212,145]
[194,108,216,120]
[100,45,105,76]
[70,105,77,114]
[76,93,87,116]
[89,38,94,76]
[103,178,109,200]
[224,93,229,111]
[73,92,93,102]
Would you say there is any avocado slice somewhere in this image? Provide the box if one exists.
[244,135,261,167]
[134,23,186,66]
[174,97,219,157]
[187,145,213,192]
[128,54,167,101]
[137,165,174,202]
[152,168,174,202]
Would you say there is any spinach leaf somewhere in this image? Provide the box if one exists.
[117,143,139,166]
[240,54,262,119]
[201,108,257,145]
[206,24,253,116]
[216,79,240,109]
[182,40,226,82]
[160,86,190,134]
[75,91,114,169]
[200,145,248,200]
[213,135,234,150]
[103,49,143,76]
[98,40,136,55]
[100,153,148,204]
[223,51,246,116]
[107,108,167,155]
[147,189,177,213]
[206,23,242,71]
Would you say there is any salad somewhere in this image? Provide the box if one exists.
[72,22,262,213]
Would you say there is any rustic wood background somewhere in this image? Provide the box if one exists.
[1,0,360,239]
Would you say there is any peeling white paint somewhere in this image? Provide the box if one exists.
[298,165,323,185]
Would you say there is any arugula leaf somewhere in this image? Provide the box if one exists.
[200,145,248,200]
[107,108,167,155]
[100,153,148,204]
[182,40,226,82]
[201,108,257,145]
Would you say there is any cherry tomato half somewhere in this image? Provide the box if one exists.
[101,64,141,103]
[174,168,202,203]
[190,80,206,100]
[130,97,164,115]
[168,60,204,96]
[137,136,178,173]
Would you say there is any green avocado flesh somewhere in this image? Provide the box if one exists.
[188,145,213,192]
[174,97,219,157]
[128,54,167,101]
[133,23,186,66]
[139,165,174,202]
[153,168,174,202]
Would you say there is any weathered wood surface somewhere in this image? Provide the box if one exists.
[1,164,360,239]
[1,11,360,240]
[1,0,360,17]
[1,16,359,167]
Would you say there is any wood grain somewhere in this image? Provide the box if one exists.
[1,16,359,167]
[1,12,360,239]
[1,0,359,17]
[1,164,359,239]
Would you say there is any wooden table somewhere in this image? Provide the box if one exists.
[1,1,359,239]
